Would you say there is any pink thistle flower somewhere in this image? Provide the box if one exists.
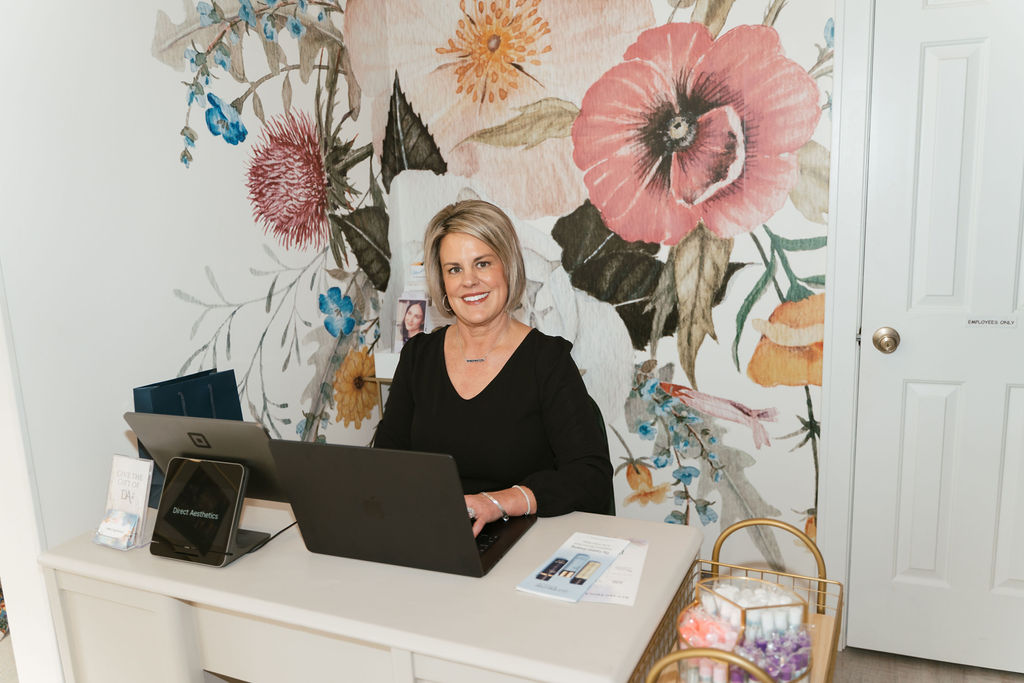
[247,111,329,250]
[659,382,778,448]
[572,23,821,244]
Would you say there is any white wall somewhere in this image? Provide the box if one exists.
[0,2,301,676]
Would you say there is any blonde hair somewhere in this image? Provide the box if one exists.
[423,200,526,317]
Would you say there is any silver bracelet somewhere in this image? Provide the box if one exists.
[480,492,509,522]
[513,484,531,516]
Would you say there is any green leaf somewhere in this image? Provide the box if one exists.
[205,266,227,302]
[799,274,826,287]
[265,274,278,313]
[786,281,814,302]
[368,160,385,208]
[458,98,578,150]
[328,214,349,268]
[551,201,672,350]
[789,140,830,224]
[769,233,827,252]
[712,262,749,307]
[282,72,293,114]
[732,252,776,370]
[252,91,266,125]
[340,45,362,121]
[381,74,447,192]
[694,441,785,570]
[672,225,733,389]
[333,206,391,291]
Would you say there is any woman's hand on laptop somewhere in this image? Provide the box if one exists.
[465,486,536,537]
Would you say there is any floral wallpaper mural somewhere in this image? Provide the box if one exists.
[152,0,833,568]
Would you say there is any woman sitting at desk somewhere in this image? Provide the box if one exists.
[374,200,613,536]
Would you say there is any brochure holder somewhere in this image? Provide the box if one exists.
[151,457,269,568]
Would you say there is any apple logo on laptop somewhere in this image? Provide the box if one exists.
[361,495,385,519]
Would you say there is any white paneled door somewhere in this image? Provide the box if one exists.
[847,0,1024,671]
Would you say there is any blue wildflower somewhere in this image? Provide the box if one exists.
[712,470,722,483]
[187,82,205,107]
[295,418,307,436]
[638,421,657,441]
[317,9,325,21]
[212,46,231,71]
[824,18,835,49]
[197,2,219,26]
[266,0,279,5]
[672,466,700,485]
[318,287,356,337]
[652,452,671,468]
[298,0,308,10]
[286,16,305,38]
[262,15,278,41]
[180,150,192,167]
[707,452,718,462]
[695,501,718,525]
[673,490,688,505]
[184,47,199,71]
[204,93,247,145]
[641,378,659,397]
[664,510,685,525]
[654,397,678,417]
[239,0,257,26]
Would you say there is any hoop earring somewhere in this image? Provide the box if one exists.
[442,294,453,313]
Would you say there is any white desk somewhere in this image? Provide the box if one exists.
[40,512,701,683]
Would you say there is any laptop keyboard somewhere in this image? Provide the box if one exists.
[476,531,500,554]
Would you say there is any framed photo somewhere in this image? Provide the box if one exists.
[394,297,429,351]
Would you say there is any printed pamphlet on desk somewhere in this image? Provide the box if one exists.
[94,454,154,550]
[516,532,632,603]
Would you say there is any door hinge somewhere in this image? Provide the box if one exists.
[856,327,862,346]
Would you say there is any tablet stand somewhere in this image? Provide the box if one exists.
[151,457,270,568]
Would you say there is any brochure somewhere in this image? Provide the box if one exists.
[581,538,649,606]
[93,454,154,550]
[516,532,631,602]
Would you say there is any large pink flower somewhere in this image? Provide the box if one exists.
[345,0,654,219]
[572,23,821,244]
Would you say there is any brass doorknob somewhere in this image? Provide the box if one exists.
[872,327,900,354]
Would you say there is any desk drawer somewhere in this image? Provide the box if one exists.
[195,605,391,682]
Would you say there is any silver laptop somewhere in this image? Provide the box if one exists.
[123,412,285,502]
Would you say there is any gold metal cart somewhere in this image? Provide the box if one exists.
[629,518,844,683]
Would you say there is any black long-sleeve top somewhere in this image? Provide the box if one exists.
[373,326,612,516]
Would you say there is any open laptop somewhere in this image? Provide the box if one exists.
[268,440,536,577]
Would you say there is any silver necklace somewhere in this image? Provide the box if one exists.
[458,322,508,363]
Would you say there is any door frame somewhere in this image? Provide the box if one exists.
[0,260,64,681]
[819,0,874,646]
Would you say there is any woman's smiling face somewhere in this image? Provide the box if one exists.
[439,232,509,327]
